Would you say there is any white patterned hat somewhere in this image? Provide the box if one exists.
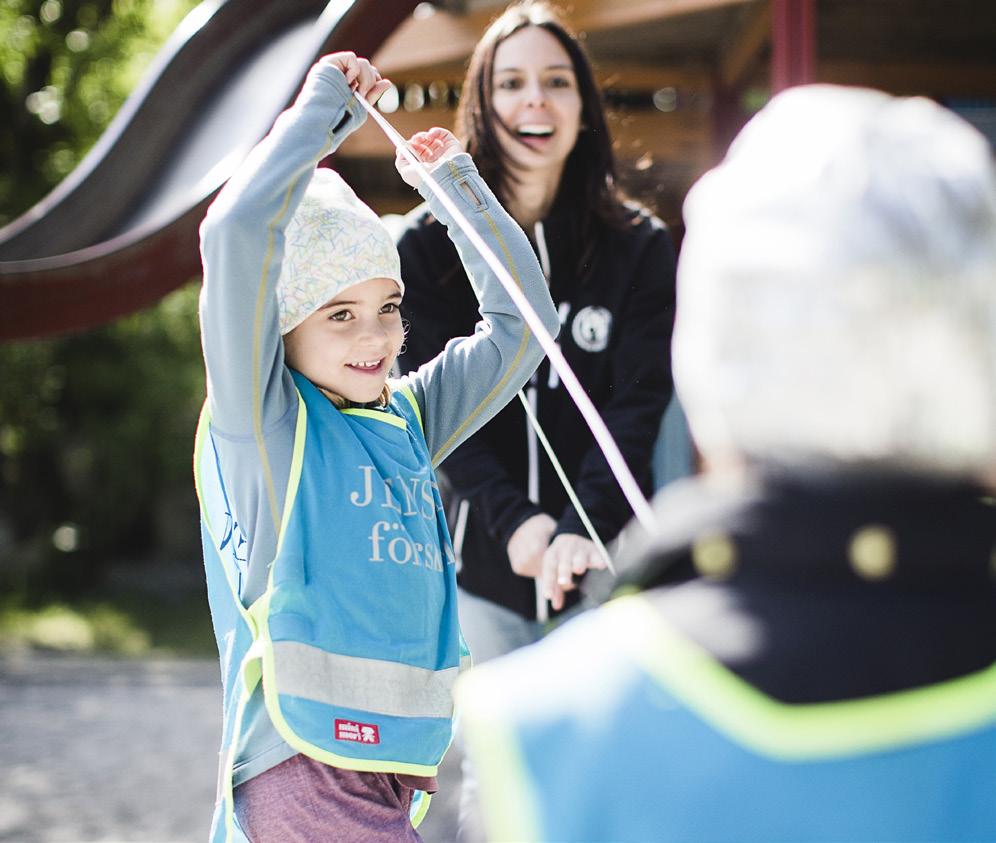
[277,168,403,335]
[674,85,996,476]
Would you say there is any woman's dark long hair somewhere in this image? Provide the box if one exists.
[457,1,630,241]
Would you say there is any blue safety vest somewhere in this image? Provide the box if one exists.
[196,372,468,842]
[460,594,996,842]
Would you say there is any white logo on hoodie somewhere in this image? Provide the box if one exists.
[571,306,612,352]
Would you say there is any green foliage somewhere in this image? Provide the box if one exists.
[0,590,216,655]
[0,0,207,610]
[0,284,206,594]
[0,600,151,653]
[0,0,199,226]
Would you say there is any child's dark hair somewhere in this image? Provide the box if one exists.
[320,384,392,410]
[456,0,630,236]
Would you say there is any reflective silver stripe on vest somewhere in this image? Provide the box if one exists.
[272,640,471,719]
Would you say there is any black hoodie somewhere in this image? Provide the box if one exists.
[397,200,677,619]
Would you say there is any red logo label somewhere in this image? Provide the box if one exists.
[335,719,380,744]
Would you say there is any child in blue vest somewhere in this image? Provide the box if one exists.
[194,52,558,842]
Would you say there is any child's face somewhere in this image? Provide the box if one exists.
[283,277,404,404]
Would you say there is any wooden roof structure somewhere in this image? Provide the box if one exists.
[339,0,996,226]
[2,0,992,339]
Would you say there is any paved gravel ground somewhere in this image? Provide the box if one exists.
[0,654,460,842]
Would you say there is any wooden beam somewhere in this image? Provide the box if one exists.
[771,0,815,91]
[373,7,492,75]
[720,0,770,89]
[381,61,714,90]
[570,0,754,32]
[818,60,996,98]
[595,62,713,91]
[381,60,469,85]
[375,0,755,76]
[340,106,713,166]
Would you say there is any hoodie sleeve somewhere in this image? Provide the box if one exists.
[395,156,559,467]
[396,218,543,549]
[198,63,364,437]
[197,62,365,548]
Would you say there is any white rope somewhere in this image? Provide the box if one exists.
[516,389,614,574]
[355,95,656,534]
[519,223,613,575]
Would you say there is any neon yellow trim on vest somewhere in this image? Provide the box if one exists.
[275,391,308,557]
[247,385,441,777]
[195,403,254,843]
[614,594,996,761]
[409,790,432,829]
[194,392,307,632]
[193,402,214,535]
[218,641,264,843]
[204,383,443,843]
[341,406,406,429]
[397,385,423,432]
[254,583,441,776]
[197,392,307,843]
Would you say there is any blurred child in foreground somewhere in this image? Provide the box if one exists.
[457,84,996,842]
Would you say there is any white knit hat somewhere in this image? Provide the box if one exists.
[277,168,403,335]
[674,85,996,475]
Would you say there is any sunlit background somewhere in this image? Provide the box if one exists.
[0,1,994,840]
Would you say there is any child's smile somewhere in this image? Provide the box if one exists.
[283,276,404,404]
[347,358,386,373]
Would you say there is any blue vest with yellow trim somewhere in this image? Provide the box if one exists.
[196,373,465,841]
[462,595,996,843]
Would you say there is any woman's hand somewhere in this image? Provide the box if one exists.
[540,534,606,611]
[396,127,465,188]
[318,52,392,105]
[506,513,557,579]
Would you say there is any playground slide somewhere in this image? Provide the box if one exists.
[0,0,418,341]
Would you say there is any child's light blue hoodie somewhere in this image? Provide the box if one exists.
[198,62,558,787]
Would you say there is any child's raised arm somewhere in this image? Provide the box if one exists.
[392,129,560,467]
[198,54,389,435]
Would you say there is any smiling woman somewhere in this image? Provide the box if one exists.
[487,25,583,221]
[394,2,681,838]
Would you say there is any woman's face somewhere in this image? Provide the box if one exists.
[490,25,583,181]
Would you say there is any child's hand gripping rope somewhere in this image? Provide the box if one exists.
[317,51,393,105]
[395,128,466,188]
